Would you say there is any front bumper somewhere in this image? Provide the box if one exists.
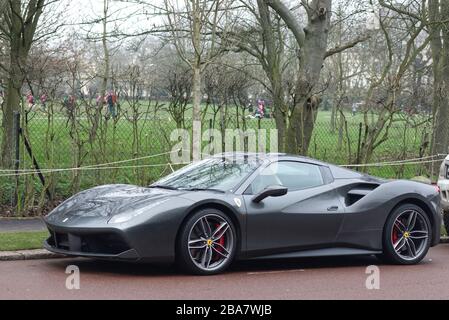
[44,241,140,260]
[44,223,140,261]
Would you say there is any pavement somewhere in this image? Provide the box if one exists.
[2,244,449,300]
[0,218,46,233]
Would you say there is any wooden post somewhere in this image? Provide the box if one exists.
[12,111,20,209]
[20,129,52,201]
[356,122,363,165]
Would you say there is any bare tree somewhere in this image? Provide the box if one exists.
[1,0,45,167]
[360,6,429,164]
[163,0,233,159]
[377,0,449,175]
[428,0,449,171]
[265,0,370,154]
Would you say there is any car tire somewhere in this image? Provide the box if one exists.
[379,204,431,265]
[176,208,237,275]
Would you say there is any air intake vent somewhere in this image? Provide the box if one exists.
[345,184,379,206]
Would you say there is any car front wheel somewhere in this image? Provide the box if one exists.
[177,208,237,275]
[379,204,431,265]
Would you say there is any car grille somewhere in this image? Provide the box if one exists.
[47,230,130,255]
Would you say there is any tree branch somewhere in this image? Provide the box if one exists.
[325,34,371,58]
[378,0,421,21]
[265,0,305,48]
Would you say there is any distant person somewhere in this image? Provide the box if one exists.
[352,103,357,116]
[62,94,76,125]
[69,95,75,109]
[63,94,76,111]
[96,94,104,107]
[40,93,48,109]
[106,91,117,118]
[255,99,265,119]
[26,92,35,109]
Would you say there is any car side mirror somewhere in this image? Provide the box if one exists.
[252,185,288,203]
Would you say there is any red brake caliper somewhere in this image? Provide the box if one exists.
[214,223,225,260]
[392,223,399,244]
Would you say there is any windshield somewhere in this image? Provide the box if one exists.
[152,156,263,192]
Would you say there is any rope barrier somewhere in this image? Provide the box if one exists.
[0,151,445,178]
[0,150,178,173]
[0,162,191,178]
[341,158,445,168]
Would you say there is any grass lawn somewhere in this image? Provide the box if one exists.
[0,231,49,251]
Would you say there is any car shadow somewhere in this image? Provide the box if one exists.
[232,255,381,273]
[46,254,385,277]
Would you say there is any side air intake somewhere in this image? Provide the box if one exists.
[345,184,379,206]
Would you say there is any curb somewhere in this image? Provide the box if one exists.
[0,249,66,261]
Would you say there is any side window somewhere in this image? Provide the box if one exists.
[249,161,324,194]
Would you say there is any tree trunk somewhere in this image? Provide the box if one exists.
[101,0,110,99]
[257,0,287,152]
[272,91,287,153]
[430,0,449,174]
[1,68,22,167]
[1,0,45,168]
[192,65,202,161]
[286,0,332,155]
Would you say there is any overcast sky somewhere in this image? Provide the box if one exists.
[62,0,165,38]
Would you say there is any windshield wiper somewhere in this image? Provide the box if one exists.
[148,185,179,190]
[182,188,226,193]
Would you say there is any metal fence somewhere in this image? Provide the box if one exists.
[0,109,438,216]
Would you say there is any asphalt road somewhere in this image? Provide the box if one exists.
[2,245,449,300]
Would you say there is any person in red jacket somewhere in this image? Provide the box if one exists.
[106,91,117,118]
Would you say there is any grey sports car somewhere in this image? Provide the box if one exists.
[44,153,441,275]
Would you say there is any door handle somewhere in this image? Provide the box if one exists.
[327,206,339,212]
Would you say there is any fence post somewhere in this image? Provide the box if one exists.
[209,118,213,145]
[12,111,20,209]
[356,122,363,164]
[21,131,52,201]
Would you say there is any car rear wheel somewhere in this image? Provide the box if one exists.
[177,208,237,275]
[379,204,431,265]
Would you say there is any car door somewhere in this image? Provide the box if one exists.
[243,161,345,255]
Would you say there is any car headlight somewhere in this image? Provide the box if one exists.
[108,199,169,224]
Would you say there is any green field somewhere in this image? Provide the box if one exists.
[0,105,435,215]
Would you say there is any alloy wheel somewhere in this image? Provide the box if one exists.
[391,210,429,261]
[187,214,234,272]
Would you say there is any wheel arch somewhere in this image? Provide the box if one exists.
[391,198,435,229]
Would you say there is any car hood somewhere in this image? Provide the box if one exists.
[45,184,185,224]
